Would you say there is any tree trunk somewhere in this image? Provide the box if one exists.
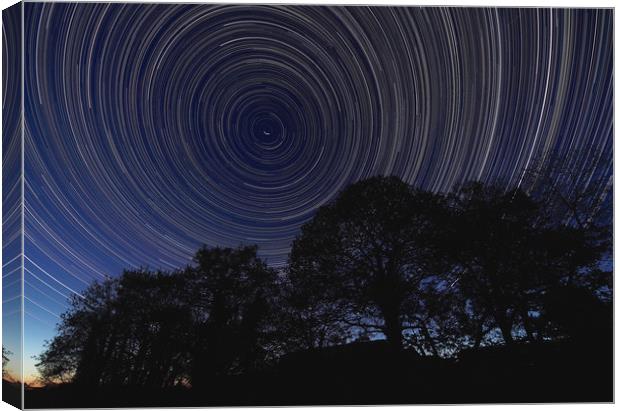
[520,308,536,342]
[382,307,403,352]
[496,313,514,345]
[473,321,484,349]
[76,319,107,387]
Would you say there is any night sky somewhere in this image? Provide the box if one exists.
[5,4,615,381]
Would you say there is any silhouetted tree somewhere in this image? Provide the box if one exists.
[444,182,606,345]
[36,246,279,389]
[2,346,11,378]
[185,246,279,387]
[289,176,450,352]
[37,279,117,385]
[524,150,612,295]
[524,149,612,231]
[33,176,612,404]
[402,281,472,356]
[541,285,612,343]
[110,269,193,387]
[277,269,352,352]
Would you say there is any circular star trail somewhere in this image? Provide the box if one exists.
[22,4,612,336]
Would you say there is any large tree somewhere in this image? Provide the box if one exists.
[36,278,118,385]
[288,176,449,351]
[36,245,280,388]
[524,151,612,297]
[445,182,606,345]
[186,246,280,387]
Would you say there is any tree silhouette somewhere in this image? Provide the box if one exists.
[111,269,193,387]
[186,246,279,387]
[2,346,11,378]
[36,246,279,389]
[541,285,612,343]
[276,266,352,352]
[288,176,450,352]
[444,182,607,345]
[32,177,612,405]
[524,151,612,294]
[37,279,114,385]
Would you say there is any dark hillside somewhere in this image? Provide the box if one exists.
[25,339,612,408]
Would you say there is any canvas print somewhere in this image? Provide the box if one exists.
[2,2,613,408]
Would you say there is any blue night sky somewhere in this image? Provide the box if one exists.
[3,3,614,382]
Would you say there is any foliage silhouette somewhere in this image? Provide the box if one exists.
[2,346,10,376]
[441,182,608,346]
[186,245,280,387]
[33,176,612,406]
[37,246,280,389]
[289,176,451,352]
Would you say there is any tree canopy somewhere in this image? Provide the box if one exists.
[36,176,612,389]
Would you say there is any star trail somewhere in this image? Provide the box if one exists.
[10,3,616,381]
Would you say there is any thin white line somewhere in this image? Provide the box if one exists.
[25,256,85,297]
[2,295,21,305]
[24,296,60,319]
[2,252,21,268]
[2,265,21,279]
[24,268,72,301]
